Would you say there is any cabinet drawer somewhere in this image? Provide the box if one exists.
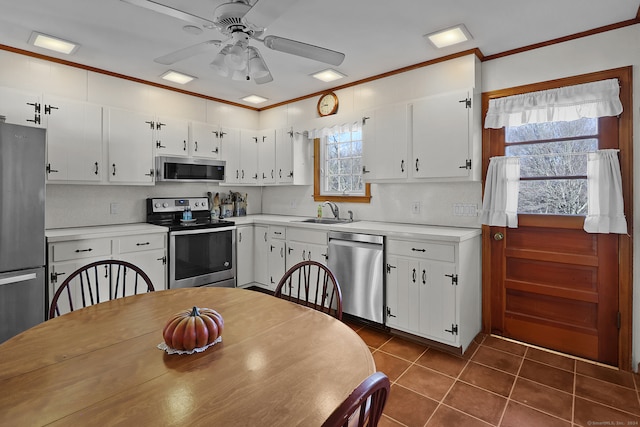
[269,226,286,240]
[118,233,165,254]
[51,238,112,262]
[286,228,327,245]
[387,239,455,262]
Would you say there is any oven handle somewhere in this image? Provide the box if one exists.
[170,226,237,236]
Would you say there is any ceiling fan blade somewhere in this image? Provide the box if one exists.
[154,40,222,65]
[120,0,216,29]
[244,0,300,30]
[262,35,345,66]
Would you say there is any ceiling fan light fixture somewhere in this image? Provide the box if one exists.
[231,69,249,81]
[424,24,472,49]
[160,70,196,84]
[28,31,79,55]
[225,43,248,71]
[311,68,346,83]
[248,47,269,79]
[211,46,231,77]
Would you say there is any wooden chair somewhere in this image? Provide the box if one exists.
[322,372,391,427]
[48,259,155,319]
[274,260,343,320]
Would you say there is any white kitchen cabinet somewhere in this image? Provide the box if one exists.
[361,103,409,181]
[411,89,474,180]
[44,95,103,183]
[236,225,255,288]
[275,128,294,184]
[154,116,189,157]
[222,127,258,184]
[46,226,168,317]
[258,129,276,185]
[286,228,328,267]
[114,233,167,292]
[253,225,269,287]
[106,107,155,184]
[189,121,221,159]
[0,86,43,127]
[264,226,286,292]
[386,235,480,353]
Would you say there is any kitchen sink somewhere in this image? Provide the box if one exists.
[296,218,357,225]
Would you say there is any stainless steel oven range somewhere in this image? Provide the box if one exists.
[146,197,236,289]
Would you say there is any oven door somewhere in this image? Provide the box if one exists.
[169,226,236,289]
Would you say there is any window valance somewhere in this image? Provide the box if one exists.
[306,120,362,139]
[484,79,622,129]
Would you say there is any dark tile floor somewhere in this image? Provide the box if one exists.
[345,322,640,427]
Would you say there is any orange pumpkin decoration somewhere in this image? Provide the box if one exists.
[162,306,224,351]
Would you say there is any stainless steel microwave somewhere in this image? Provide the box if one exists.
[156,156,226,182]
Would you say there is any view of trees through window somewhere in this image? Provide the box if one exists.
[505,117,598,215]
[322,130,364,195]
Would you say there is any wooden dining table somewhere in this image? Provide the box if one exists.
[0,287,375,426]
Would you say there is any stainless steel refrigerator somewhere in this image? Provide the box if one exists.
[0,122,46,343]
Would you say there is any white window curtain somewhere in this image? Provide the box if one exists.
[484,79,623,129]
[584,149,627,234]
[480,156,520,228]
[306,120,362,139]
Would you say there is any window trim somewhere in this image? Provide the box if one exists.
[313,138,371,203]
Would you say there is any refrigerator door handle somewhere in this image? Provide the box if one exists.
[0,273,37,287]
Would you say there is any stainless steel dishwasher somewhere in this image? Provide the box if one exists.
[328,231,385,325]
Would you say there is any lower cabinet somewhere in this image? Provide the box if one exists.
[236,225,255,288]
[386,236,480,353]
[47,229,167,317]
[252,225,286,292]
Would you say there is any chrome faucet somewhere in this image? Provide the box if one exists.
[323,201,340,219]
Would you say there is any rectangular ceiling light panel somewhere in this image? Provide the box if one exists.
[424,25,472,49]
[161,70,196,84]
[28,32,79,55]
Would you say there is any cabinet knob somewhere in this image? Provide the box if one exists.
[494,232,504,241]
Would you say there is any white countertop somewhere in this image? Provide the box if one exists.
[232,214,481,242]
[46,223,169,242]
[46,216,481,243]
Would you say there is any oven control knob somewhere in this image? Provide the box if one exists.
[162,202,169,208]
[194,202,200,207]
[154,203,161,208]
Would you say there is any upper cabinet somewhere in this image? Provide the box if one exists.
[44,95,103,183]
[411,89,474,180]
[0,87,43,127]
[189,121,221,159]
[106,107,155,184]
[361,103,409,181]
[361,54,481,183]
[258,129,276,185]
[154,116,189,157]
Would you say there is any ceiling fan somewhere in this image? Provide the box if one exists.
[121,0,346,84]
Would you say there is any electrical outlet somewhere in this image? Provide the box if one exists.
[411,201,420,214]
[453,203,478,216]
[110,202,120,215]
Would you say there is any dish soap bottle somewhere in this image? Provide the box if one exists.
[317,204,323,218]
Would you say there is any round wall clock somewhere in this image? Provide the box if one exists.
[317,92,339,117]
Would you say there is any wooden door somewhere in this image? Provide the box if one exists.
[488,218,619,365]
[482,68,632,368]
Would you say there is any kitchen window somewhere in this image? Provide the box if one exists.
[505,117,598,215]
[313,130,371,203]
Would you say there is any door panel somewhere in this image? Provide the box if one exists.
[489,221,618,365]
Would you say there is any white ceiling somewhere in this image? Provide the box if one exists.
[0,0,637,109]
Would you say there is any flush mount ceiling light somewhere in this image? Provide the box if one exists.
[311,68,346,83]
[241,94,268,104]
[424,24,472,49]
[28,32,79,55]
[161,70,196,84]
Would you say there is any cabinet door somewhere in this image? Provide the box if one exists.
[267,239,286,291]
[253,225,269,286]
[419,261,457,344]
[362,104,409,181]
[117,249,167,292]
[44,95,102,182]
[0,87,43,127]
[221,127,241,184]
[386,255,409,330]
[155,116,189,157]
[48,257,110,317]
[190,122,220,159]
[258,129,276,185]
[240,129,259,184]
[236,226,255,288]
[412,90,471,179]
[275,128,294,184]
[107,108,154,184]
